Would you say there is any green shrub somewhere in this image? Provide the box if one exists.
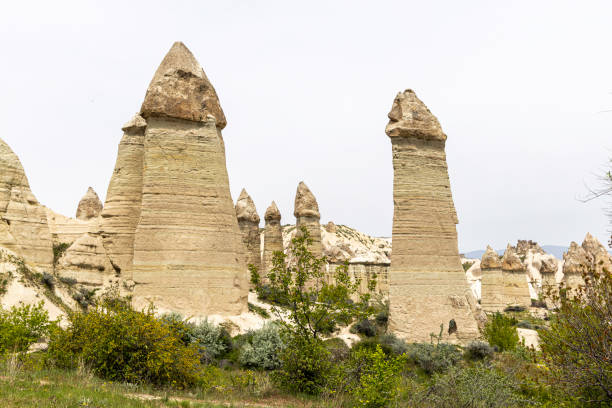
[272,336,332,395]
[247,302,270,318]
[377,333,408,356]
[350,344,406,408]
[323,337,350,363]
[52,242,70,265]
[418,363,520,407]
[239,322,284,370]
[406,342,462,375]
[160,312,191,345]
[464,341,494,361]
[483,312,519,352]
[0,302,52,354]
[351,318,376,337]
[186,319,232,363]
[47,296,201,388]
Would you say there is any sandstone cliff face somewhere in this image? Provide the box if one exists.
[500,245,531,308]
[582,232,612,274]
[99,114,146,277]
[293,182,322,257]
[131,42,247,316]
[76,187,103,221]
[480,246,504,312]
[262,201,282,279]
[45,207,90,246]
[384,90,479,343]
[235,189,261,273]
[562,241,589,293]
[0,138,53,270]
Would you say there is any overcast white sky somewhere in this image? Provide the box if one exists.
[0,1,610,252]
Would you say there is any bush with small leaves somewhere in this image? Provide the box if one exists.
[323,337,350,363]
[406,342,462,375]
[239,322,284,370]
[0,302,53,355]
[186,319,233,363]
[41,272,54,288]
[483,312,519,352]
[351,318,376,337]
[464,341,494,361]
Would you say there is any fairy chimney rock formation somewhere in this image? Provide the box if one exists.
[293,181,322,256]
[582,233,612,274]
[480,246,504,312]
[76,187,103,221]
[385,90,479,343]
[500,244,531,308]
[129,42,247,316]
[99,114,146,276]
[263,201,283,278]
[0,137,53,269]
[235,189,261,272]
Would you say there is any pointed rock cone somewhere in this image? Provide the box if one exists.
[0,137,53,269]
[76,187,103,221]
[131,42,247,316]
[235,189,261,274]
[500,244,531,308]
[99,114,146,276]
[480,246,504,312]
[293,181,322,256]
[581,232,612,274]
[385,90,479,343]
[563,241,589,296]
[263,201,283,280]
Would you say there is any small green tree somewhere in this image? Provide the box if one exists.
[0,301,52,354]
[251,227,377,394]
[483,312,519,352]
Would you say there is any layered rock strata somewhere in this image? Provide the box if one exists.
[500,244,531,308]
[262,201,283,279]
[480,246,504,312]
[562,241,588,293]
[235,189,261,273]
[0,138,53,270]
[131,42,247,316]
[99,114,146,276]
[293,181,322,257]
[76,187,103,221]
[582,233,612,274]
[385,90,479,343]
[45,207,90,246]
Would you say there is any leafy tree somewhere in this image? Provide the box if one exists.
[483,312,519,352]
[0,301,52,354]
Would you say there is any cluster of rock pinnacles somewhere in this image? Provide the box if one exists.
[1,41,609,343]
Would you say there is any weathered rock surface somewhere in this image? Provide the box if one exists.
[384,90,479,343]
[0,137,53,270]
[235,189,261,272]
[131,42,247,316]
[99,114,146,277]
[562,241,589,293]
[262,201,282,279]
[76,187,103,221]
[515,240,544,257]
[582,232,612,274]
[45,207,90,246]
[480,246,504,312]
[501,245,531,308]
[293,181,322,257]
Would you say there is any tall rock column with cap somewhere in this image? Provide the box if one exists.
[480,245,504,312]
[99,114,146,277]
[76,187,103,221]
[385,90,479,343]
[0,137,53,270]
[293,182,322,257]
[500,244,531,308]
[131,42,247,316]
[263,201,283,280]
[235,189,261,273]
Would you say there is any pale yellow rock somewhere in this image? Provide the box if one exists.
[0,137,53,270]
[45,207,90,245]
[132,42,247,316]
[262,201,282,279]
[57,231,114,287]
[293,181,322,257]
[562,241,588,294]
[582,232,612,274]
[76,187,103,221]
[480,246,504,312]
[100,114,146,277]
[235,189,261,273]
[385,90,479,343]
[500,244,531,308]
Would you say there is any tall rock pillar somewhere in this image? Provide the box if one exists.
[500,244,531,308]
[131,42,247,316]
[76,187,103,221]
[235,188,261,272]
[385,90,479,343]
[480,246,504,312]
[263,201,283,280]
[293,181,322,257]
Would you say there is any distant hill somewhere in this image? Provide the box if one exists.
[463,245,611,260]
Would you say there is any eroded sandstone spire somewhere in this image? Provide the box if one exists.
[76,187,103,221]
[140,42,226,128]
[582,233,612,274]
[99,114,146,276]
[385,90,479,343]
[500,244,531,308]
[293,181,322,256]
[0,138,53,269]
[263,201,282,280]
[131,42,247,316]
[480,246,504,312]
[235,189,261,273]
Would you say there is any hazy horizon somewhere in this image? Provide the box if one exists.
[1,1,610,253]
